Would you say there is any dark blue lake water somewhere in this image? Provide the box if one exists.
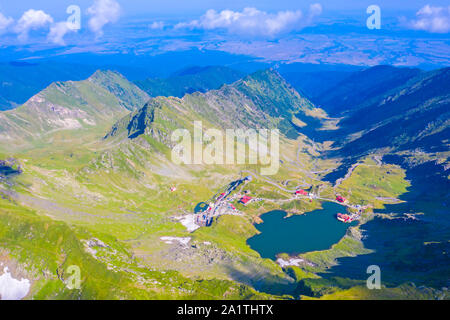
[247,202,354,260]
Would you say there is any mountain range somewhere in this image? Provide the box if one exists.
[0,64,448,300]
[134,66,245,98]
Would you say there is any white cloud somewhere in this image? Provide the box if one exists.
[175,4,322,37]
[47,22,76,46]
[149,21,165,30]
[408,5,450,33]
[309,3,323,17]
[0,12,14,35]
[14,9,53,41]
[87,0,121,37]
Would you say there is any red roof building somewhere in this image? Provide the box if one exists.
[295,189,308,196]
[239,196,252,204]
[337,213,351,222]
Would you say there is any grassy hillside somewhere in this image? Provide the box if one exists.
[0,71,149,150]
[335,67,450,157]
[0,61,98,111]
[0,195,275,299]
[107,68,324,143]
[315,65,422,116]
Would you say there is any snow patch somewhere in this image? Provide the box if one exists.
[276,257,304,268]
[50,118,82,129]
[174,214,200,232]
[83,118,96,126]
[0,267,31,300]
[160,236,191,246]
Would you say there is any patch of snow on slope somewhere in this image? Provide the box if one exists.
[174,214,200,232]
[0,267,31,300]
[160,236,191,246]
[276,257,304,268]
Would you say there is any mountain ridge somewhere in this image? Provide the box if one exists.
[334,67,450,157]
[315,65,423,116]
[105,68,324,145]
[134,65,245,98]
[0,70,149,148]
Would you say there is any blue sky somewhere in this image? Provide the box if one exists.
[2,0,450,17]
[0,0,448,67]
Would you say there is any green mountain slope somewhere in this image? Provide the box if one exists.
[277,63,363,100]
[108,68,323,143]
[315,65,422,116]
[0,61,99,111]
[0,195,274,299]
[335,67,450,157]
[0,70,149,149]
[134,66,245,98]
